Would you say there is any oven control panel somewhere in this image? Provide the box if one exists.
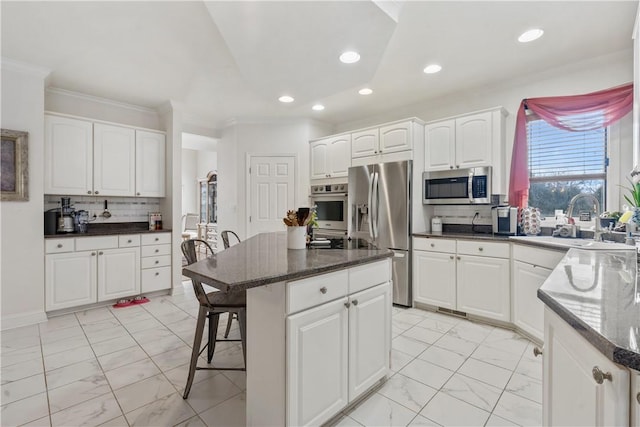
[310,183,347,194]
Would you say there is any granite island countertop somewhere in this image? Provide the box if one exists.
[538,248,640,370]
[182,232,392,293]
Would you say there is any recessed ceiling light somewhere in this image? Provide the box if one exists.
[423,64,442,74]
[518,28,544,43]
[359,88,373,95]
[312,104,325,111]
[278,95,294,103]
[340,51,361,64]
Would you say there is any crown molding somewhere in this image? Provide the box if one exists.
[45,87,158,115]
[1,57,50,78]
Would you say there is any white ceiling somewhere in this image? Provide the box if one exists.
[1,1,637,130]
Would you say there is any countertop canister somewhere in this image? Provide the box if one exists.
[431,217,443,233]
[287,226,307,249]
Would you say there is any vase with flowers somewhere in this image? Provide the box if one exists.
[621,169,640,229]
[283,208,312,249]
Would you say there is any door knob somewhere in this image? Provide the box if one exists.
[592,366,612,384]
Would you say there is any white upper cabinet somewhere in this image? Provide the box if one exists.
[310,134,351,180]
[45,115,93,196]
[455,112,493,169]
[351,128,379,158]
[379,121,414,154]
[424,119,455,171]
[424,108,507,194]
[93,123,136,197]
[135,130,166,197]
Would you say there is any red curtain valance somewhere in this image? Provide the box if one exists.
[509,82,634,209]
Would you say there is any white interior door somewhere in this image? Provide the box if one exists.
[249,155,295,237]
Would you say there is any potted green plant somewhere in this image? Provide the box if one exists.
[599,211,621,229]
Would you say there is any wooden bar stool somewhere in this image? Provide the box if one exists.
[180,239,247,399]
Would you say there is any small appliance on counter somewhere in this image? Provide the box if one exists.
[74,210,90,233]
[44,208,59,235]
[431,216,443,233]
[492,206,518,235]
[57,197,75,233]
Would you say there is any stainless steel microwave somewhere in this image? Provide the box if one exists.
[422,167,492,205]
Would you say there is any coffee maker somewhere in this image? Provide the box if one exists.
[57,197,75,233]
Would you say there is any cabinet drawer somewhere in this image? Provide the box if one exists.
[119,234,140,248]
[75,236,119,251]
[457,240,509,258]
[45,238,74,254]
[287,270,349,314]
[513,244,566,269]
[141,255,171,269]
[349,260,390,294]
[141,244,171,257]
[141,266,171,293]
[413,237,456,253]
[141,233,171,246]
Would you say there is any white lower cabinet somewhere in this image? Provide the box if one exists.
[456,254,510,322]
[544,307,630,426]
[413,249,456,309]
[286,261,391,427]
[46,251,97,311]
[287,297,349,427]
[97,247,140,301]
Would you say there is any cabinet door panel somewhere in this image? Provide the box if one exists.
[94,123,135,196]
[287,297,348,427]
[44,115,93,195]
[328,136,351,178]
[348,283,390,401]
[351,129,379,158]
[424,120,455,171]
[512,261,550,341]
[97,248,140,301]
[457,255,510,322]
[46,252,97,311]
[310,140,328,180]
[135,130,166,197]
[455,112,492,168]
[413,250,456,309]
[379,122,412,154]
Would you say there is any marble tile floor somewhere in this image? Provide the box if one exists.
[1,283,542,427]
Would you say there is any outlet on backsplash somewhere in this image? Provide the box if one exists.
[44,195,162,223]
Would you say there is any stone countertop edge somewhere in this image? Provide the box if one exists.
[413,231,577,251]
[537,249,640,371]
[45,229,172,238]
[537,288,640,371]
[183,250,393,294]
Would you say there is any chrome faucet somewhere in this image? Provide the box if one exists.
[566,193,603,241]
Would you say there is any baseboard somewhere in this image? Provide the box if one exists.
[1,310,48,331]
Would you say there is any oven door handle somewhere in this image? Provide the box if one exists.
[468,169,475,204]
[367,172,374,239]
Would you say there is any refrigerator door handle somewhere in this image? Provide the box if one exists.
[373,171,380,239]
[468,169,475,204]
[367,172,374,239]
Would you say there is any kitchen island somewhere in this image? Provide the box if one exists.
[182,232,393,426]
[538,248,640,426]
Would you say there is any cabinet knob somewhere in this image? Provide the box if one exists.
[533,346,543,357]
[478,247,483,252]
[430,243,435,247]
[127,240,132,243]
[320,286,327,294]
[449,255,454,260]
[99,251,103,255]
[95,191,99,194]
[352,299,358,306]
[155,249,159,253]
[379,149,382,153]
[87,191,92,194]
[374,151,378,154]
[449,166,453,169]
[155,260,159,264]
[636,392,640,405]
[91,252,96,256]
[592,366,613,384]
[457,256,461,260]
[344,302,351,308]
[155,238,159,241]
[137,192,141,196]
[57,244,63,248]
[155,272,159,276]
[456,165,460,168]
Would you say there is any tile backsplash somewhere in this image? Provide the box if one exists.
[45,196,161,223]
[433,205,493,225]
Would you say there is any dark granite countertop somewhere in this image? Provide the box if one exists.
[538,248,640,371]
[45,222,171,238]
[182,232,392,293]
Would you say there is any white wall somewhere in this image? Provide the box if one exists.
[182,149,198,216]
[1,60,49,329]
[197,151,217,179]
[217,119,332,240]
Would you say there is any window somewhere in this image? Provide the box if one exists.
[527,113,607,218]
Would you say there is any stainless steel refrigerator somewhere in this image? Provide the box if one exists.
[348,160,412,306]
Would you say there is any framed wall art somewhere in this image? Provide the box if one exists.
[1,128,29,201]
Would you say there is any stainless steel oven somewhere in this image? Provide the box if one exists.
[310,183,348,235]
